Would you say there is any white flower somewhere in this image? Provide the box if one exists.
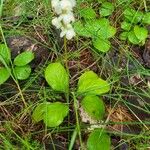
[60,0,73,12]
[51,0,62,14]
[61,12,75,24]
[51,0,59,8]
[66,23,72,29]
[54,6,62,14]
[51,0,76,40]
[70,0,76,7]
[60,29,67,38]
[66,28,76,40]
[60,25,76,39]
[52,17,62,29]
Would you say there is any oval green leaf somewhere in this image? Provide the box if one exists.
[142,12,150,24]
[32,102,50,122]
[81,95,105,120]
[134,26,148,42]
[84,18,116,39]
[32,102,69,127]
[0,67,10,85]
[45,63,69,93]
[106,26,116,39]
[96,18,116,39]
[74,21,92,37]
[0,44,11,64]
[93,38,111,52]
[14,65,31,80]
[80,8,96,19]
[123,8,143,24]
[87,129,111,150]
[77,71,110,95]
[85,19,109,38]
[128,30,140,44]
[121,21,131,31]
[43,102,69,127]
[99,2,114,17]
[14,51,34,66]
[119,32,128,41]
[78,71,98,86]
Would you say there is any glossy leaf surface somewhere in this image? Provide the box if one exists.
[45,63,69,93]
[81,95,105,120]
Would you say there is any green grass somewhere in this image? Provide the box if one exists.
[0,0,150,149]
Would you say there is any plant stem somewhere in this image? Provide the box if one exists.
[143,0,147,12]
[68,127,78,150]
[64,36,69,74]
[72,92,83,149]
[15,82,27,107]
[63,36,72,147]
[0,0,4,17]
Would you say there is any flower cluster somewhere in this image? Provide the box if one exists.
[51,0,76,40]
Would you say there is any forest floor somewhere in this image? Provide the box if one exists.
[0,0,150,150]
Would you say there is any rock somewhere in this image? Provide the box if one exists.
[6,35,50,68]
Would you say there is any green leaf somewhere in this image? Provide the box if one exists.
[134,26,148,43]
[85,20,102,37]
[0,67,10,85]
[81,95,105,120]
[73,21,91,37]
[105,26,116,39]
[123,8,143,24]
[84,19,116,39]
[77,71,110,95]
[45,63,69,93]
[119,32,128,41]
[99,2,114,17]
[32,102,69,127]
[87,129,111,150]
[142,12,150,24]
[14,51,34,66]
[0,44,11,64]
[123,8,134,22]
[96,19,116,39]
[43,102,69,127]
[78,71,98,86]
[121,21,131,31]
[93,38,111,52]
[128,30,140,44]
[80,8,96,19]
[32,102,50,122]
[14,65,31,80]
[133,11,143,23]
